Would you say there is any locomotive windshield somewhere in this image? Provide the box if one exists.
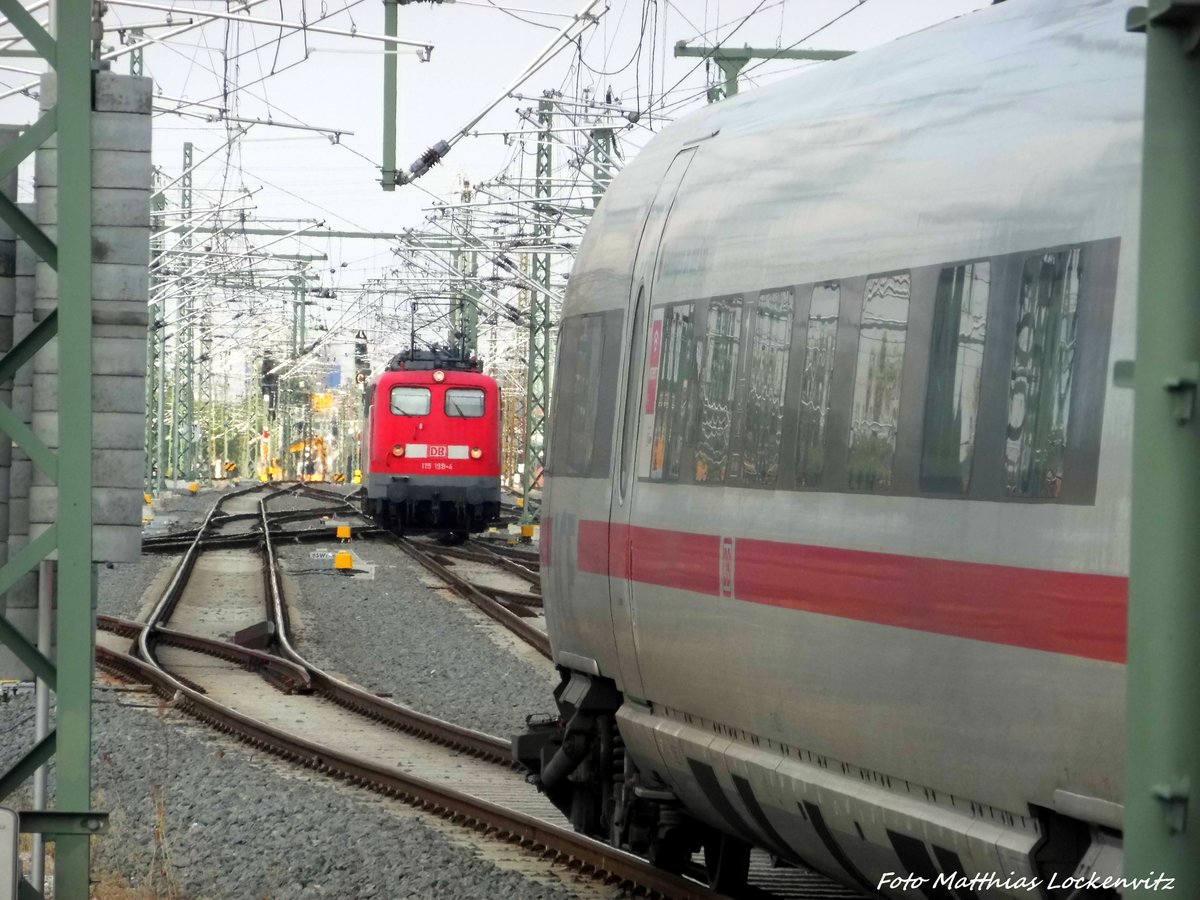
[390,386,430,416]
[445,388,486,418]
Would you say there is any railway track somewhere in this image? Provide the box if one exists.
[105,485,717,898]
[388,534,551,659]
[268,481,553,659]
[121,485,865,899]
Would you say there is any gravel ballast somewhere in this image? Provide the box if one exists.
[278,539,557,740]
[3,487,588,898]
[99,486,229,620]
[1,690,591,899]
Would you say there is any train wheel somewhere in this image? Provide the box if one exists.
[436,531,468,546]
[704,833,750,893]
[647,831,693,874]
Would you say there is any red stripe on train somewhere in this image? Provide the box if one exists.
[573,520,1127,663]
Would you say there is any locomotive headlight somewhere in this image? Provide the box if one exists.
[470,447,483,459]
[432,369,446,383]
[392,444,405,457]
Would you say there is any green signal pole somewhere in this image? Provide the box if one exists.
[673,42,852,102]
[382,0,398,190]
[53,4,97,894]
[1124,2,1200,891]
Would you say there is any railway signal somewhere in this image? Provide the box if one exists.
[355,330,370,385]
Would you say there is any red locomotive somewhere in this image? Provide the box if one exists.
[361,348,501,538]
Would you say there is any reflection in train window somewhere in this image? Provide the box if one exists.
[1005,248,1082,498]
[554,314,606,476]
[649,303,696,482]
[920,263,990,493]
[796,283,840,486]
[742,290,793,486]
[847,273,911,492]
[390,386,431,416]
[695,296,744,483]
[445,388,486,418]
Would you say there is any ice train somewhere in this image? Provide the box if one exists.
[515,1,1138,895]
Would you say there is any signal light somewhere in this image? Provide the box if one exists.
[392,444,405,457]
[432,369,446,383]
[470,447,483,459]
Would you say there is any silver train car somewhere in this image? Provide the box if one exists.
[515,0,1139,896]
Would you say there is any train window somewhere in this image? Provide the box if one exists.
[695,296,744,484]
[742,289,793,486]
[847,273,911,492]
[648,302,696,482]
[796,283,841,486]
[620,291,647,492]
[445,388,486,418]
[920,262,990,493]
[1005,248,1082,498]
[390,386,430,416]
[556,313,608,477]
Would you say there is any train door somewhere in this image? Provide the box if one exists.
[608,148,696,700]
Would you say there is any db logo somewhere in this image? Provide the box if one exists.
[429,445,448,458]
[719,537,735,598]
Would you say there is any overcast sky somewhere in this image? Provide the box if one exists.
[0,0,994,387]
[1,1,988,273]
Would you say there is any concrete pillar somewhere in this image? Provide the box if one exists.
[31,71,152,564]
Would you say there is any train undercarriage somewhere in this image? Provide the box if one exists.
[515,670,1124,898]
[363,475,501,540]
[514,670,758,893]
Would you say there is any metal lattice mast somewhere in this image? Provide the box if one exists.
[450,179,480,357]
[521,95,553,521]
[128,26,143,76]
[0,3,105,896]
[1124,1,1200,886]
[198,308,213,481]
[173,141,196,480]
[589,126,615,208]
[145,169,165,489]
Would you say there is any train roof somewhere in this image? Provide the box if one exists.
[367,365,498,391]
[385,348,482,372]
[567,0,1143,315]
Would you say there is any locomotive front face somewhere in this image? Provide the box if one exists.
[363,369,502,533]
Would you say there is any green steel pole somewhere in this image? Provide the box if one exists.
[1125,3,1200,890]
[521,96,553,524]
[382,0,398,190]
[55,1,96,895]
